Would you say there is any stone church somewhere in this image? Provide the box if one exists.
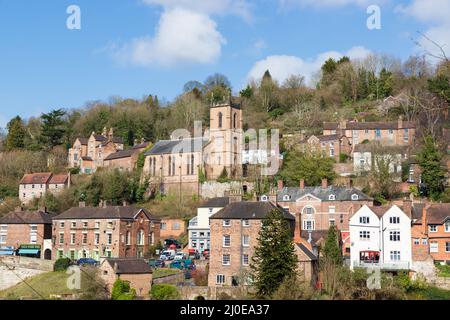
[143,100,243,195]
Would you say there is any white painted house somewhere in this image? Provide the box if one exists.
[188,197,230,251]
[350,204,412,270]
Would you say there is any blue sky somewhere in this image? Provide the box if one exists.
[0,0,448,129]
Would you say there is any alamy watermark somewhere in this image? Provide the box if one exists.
[367,5,381,30]
[66,5,81,30]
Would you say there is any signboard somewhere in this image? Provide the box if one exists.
[19,244,41,249]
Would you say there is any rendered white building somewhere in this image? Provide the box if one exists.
[349,204,412,270]
[188,197,230,251]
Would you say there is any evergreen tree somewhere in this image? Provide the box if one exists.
[5,116,26,150]
[323,226,342,265]
[417,136,446,200]
[379,68,394,98]
[40,109,66,149]
[250,209,297,298]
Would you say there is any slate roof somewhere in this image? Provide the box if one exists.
[104,149,135,161]
[81,156,93,161]
[323,121,415,130]
[276,186,372,202]
[20,173,53,185]
[199,197,230,208]
[105,259,153,275]
[53,206,160,221]
[295,243,317,261]
[411,203,425,223]
[145,138,208,155]
[300,230,328,246]
[426,204,450,224]
[77,138,89,145]
[49,173,69,185]
[354,143,408,153]
[301,134,341,143]
[0,210,54,225]
[132,142,150,150]
[93,134,107,142]
[210,201,295,220]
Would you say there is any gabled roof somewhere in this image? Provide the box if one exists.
[323,120,415,130]
[210,201,294,220]
[277,186,372,202]
[302,134,342,144]
[132,142,150,150]
[145,138,207,155]
[104,259,153,275]
[354,143,408,153]
[93,134,107,142]
[295,243,317,261]
[20,173,53,185]
[76,138,89,145]
[300,230,329,246]
[199,197,230,208]
[53,206,160,221]
[0,210,54,225]
[104,149,135,161]
[426,204,450,225]
[49,173,69,185]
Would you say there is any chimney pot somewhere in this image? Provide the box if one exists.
[322,178,328,189]
[79,201,86,208]
[300,179,305,189]
[277,180,284,191]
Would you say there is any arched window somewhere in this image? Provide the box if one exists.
[283,195,291,201]
[137,229,145,246]
[172,157,176,175]
[260,195,268,202]
[186,155,190,175]
[329,194,336,201]
[126,231,131,245]
[302,206,315,215]
[233,113,237,129]
[149,158,153,176]
[218,112,223,128]
[168,156,172,176]
[191,154,195,175]
[351,194,359,200]
[152,157,156,175]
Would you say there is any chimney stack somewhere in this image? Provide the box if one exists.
[322,178,328,189]
[403,199,412,217]
[123,200,129,207]
[79,201,86,208]
[300,179,305,190]
[398,115,403,129]
[15,206,23,212]
[422,205,428,235]
[277,179,284,191]
[294,212,302,243]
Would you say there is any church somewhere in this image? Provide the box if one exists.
[142,100,243,195]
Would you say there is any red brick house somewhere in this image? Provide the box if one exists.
[298,134,351,162]
[19,172,70,204]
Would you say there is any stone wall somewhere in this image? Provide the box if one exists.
[200,181,254,199]
[152,272,185,285]
[0,256,53,272]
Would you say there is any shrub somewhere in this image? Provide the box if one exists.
[54,258,71,271]
[191,269,208,286]
[216,168,230,183]
[150,284,180,300]
[111,279,136,300]
[339,153,349,163]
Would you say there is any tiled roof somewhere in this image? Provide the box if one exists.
[145,138,207,155]
[104,149,135,161]
[295,243,317,261]
[210,201,295,220]
[300,230,329,246]
[49,173,69,184]
[20,173,52,185]
[81,156,93,161]
[77,138,89,145]
[199,197,230,208]
[53,206,160,221]
[277,186,372,202]
[426,204,450,224]
[354,143,408,153]
[132,142,150,150]
[411,203,425,223]
[93,134,107,142]
[323,121,415,130]
[105,259,153,274]
[0,210,54,224]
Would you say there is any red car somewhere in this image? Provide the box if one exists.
[202,249,210,259]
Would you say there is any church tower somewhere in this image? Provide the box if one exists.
[205,99,243,179]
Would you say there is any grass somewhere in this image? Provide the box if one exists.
[152,268,181,279]
[435,264,450,277]
[0,271,81,300]
[407,286,450,300]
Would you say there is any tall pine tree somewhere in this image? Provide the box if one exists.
[250,209,297,298]
[5,116,26,150]
[40,109,66,150]
[322,226,342,265]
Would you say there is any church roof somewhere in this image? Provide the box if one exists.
[145,138,208,155]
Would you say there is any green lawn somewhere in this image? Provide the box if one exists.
[0,271,82,300]
[406,286,450,300]
[152,268,181,279]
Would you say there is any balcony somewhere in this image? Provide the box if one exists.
[352,261,410,270]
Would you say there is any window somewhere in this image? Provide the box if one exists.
[329,145,335,157]
[389,129,394,134]
[0,234,6,244]
[243,219,250,227]
[137,229,145,246]
[222,254,230,265]
[216,274,226,284]
[390,217,400,224]
[218,112,223,128]
[70,233,76,245]
[59,233,64,244]
[375,129,381,139]
[359,216,370,224]
[95,221,100,229]
[351,194,359,201]
[303,206,315,215]
[329,206,336,214]
[125,231,130,245]
[191,231,197,238]
[403,129,409,142]
[233,113,237,129]
[390,251,401,261]
[223,235,231,247]
[328,194,336,201]
[413,238,419,245]
[303,220,315,231]
[58,250,64,259]
[107,221,113,229]
[430,241,438,253]
[390,231,400,241]
[70,250,76,260]
[445,222,450,233]
[283,195,290,201]
[161,223,167,230]
[95,233,100,245]
[106,233,113,245]
[260,195,268,201]
[421,238,428,245]
[82,233,88,244]
[82,221,88,228]
[329,219,336,227]
[60,222,65,229]
[359,231,370,240]
[242,254,249,266]
[223,219,231,227]
[429,225,438,233]
[0,225,7,232]
[242,235,250,247]
[446,242,450,253]
[172,222,180,230]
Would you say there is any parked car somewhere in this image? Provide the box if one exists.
[77,258,99,267]
[160,250,176,261]
[174,252,187,261]
[169,260,184,270]
[188,249,201,260]
[183,259,195,270]
[202,249,210,259]
[148,259,165,268]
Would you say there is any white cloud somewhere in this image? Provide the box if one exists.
[279,0,383,8]
[114,8,225,66]
[396,0,450,59]
[247,46,372,86]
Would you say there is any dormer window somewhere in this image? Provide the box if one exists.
[351,194,359,200]
[283,195,291,201]
[328,194,336,201]
[260,195,268,202]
